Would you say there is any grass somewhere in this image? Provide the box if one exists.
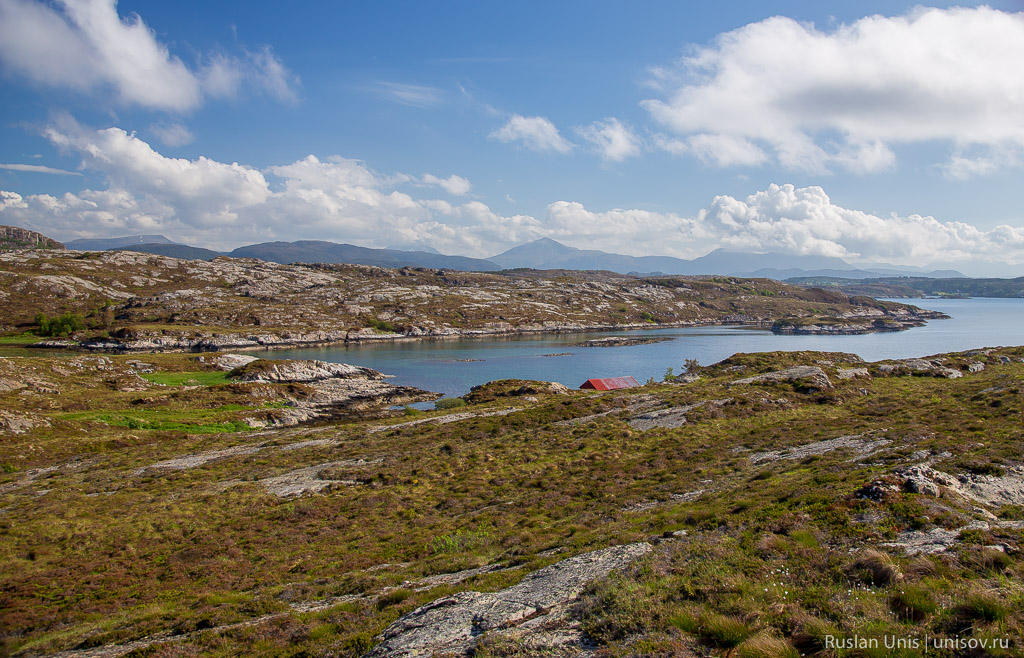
[1,346,1024,655]
[141,371,231,386]
[0,333,41,344]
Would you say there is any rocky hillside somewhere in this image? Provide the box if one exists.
[1,346,1022,655]
[0,249,945,347]
[0,226,63,251]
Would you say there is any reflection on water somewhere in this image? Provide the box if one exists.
[266,298,1024,397]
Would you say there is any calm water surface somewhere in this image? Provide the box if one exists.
[267,298,1024,398]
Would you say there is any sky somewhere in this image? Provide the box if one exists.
[1,0,1024,275]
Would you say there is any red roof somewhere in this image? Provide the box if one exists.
[579,376,641,390]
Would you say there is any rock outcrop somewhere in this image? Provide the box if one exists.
[730,365,833,390]
[876,359,963,379]
[365,542,652,657]
[464,379,571,403]
[628,398,732,431]
[229,358,381,383]
[896,463,1024,508]
[0,226,64,251]
[749,433,891,465]
[228,359,440,425]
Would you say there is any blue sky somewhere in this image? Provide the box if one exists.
[1,0,1023,274]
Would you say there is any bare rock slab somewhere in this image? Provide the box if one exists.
[365,542,652,657]
[730,365,832,390]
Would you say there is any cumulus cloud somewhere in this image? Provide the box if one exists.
[490,114,574,154]
[544,201,707,257]
[643,6,1024,176]
[44,119,270,227]
[0,123,541,252]
[0,0,298,111]
[0,163,82,175]
[4,122,1022,268]
[421,173,472,196]
[149,121,195,147]
[698,183,1024,265]
[575,118,642,162]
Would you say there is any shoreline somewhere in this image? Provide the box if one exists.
[23,314,944,355]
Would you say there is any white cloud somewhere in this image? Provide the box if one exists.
[654,133,768,167]
[44,118,270,227]
[545,201,708,257]
[0,123,542,253]
[0,163,82,175]
[643,6,1024,175]
[375,82,444,108]
[940,146,1022,181]
[0,0,298,111]
[698,183,1024,265]
[575,118,642,162]
[490,114,574,154]
[421,174,472,196]
[149,121,195,147]
[4,122,1022,268]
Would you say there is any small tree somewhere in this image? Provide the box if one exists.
[683,358,701,374]
[34,311,85,337]
[664,367,675,381]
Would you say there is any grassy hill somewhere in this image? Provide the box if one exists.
[0,249,943,343]
[789,275,1024,299]
[1,346,1022,655]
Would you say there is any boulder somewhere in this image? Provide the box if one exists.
[836,367,870,380]
[365,542,652,657]
[213,353,259,371]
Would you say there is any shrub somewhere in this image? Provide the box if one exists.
[670,609,754,648]
[700,612,755,647]
[424,527,491,554]
[848,548,901,586]
[890,584,937,621]
[34,311,85,337]
[376,588,412,609]
[434,397,467,411]
[958,592,1008,622]
[737,633,799,658]
[366,317,397,333]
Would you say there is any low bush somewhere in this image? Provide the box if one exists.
[434,397,467,410]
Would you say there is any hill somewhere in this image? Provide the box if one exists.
[0,249,944,345]
[66,234,176,250]
[788,275,1024,298]
[110,242,223,261]
[229,240,501,271]
[1,345,1022,655]
[0,225,63,251]
[491,238,961,279]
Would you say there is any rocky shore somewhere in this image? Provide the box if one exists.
[1,248,949,353]
[771,310,949,335]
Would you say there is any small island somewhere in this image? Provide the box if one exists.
[573,336,675,347]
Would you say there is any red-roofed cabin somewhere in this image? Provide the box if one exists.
[579,376,640,390]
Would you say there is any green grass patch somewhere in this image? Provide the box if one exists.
[0,333,41,345]
[141,371,230,386]
[59,406,254,434]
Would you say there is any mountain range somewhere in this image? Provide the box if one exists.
[59,232,964,279]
